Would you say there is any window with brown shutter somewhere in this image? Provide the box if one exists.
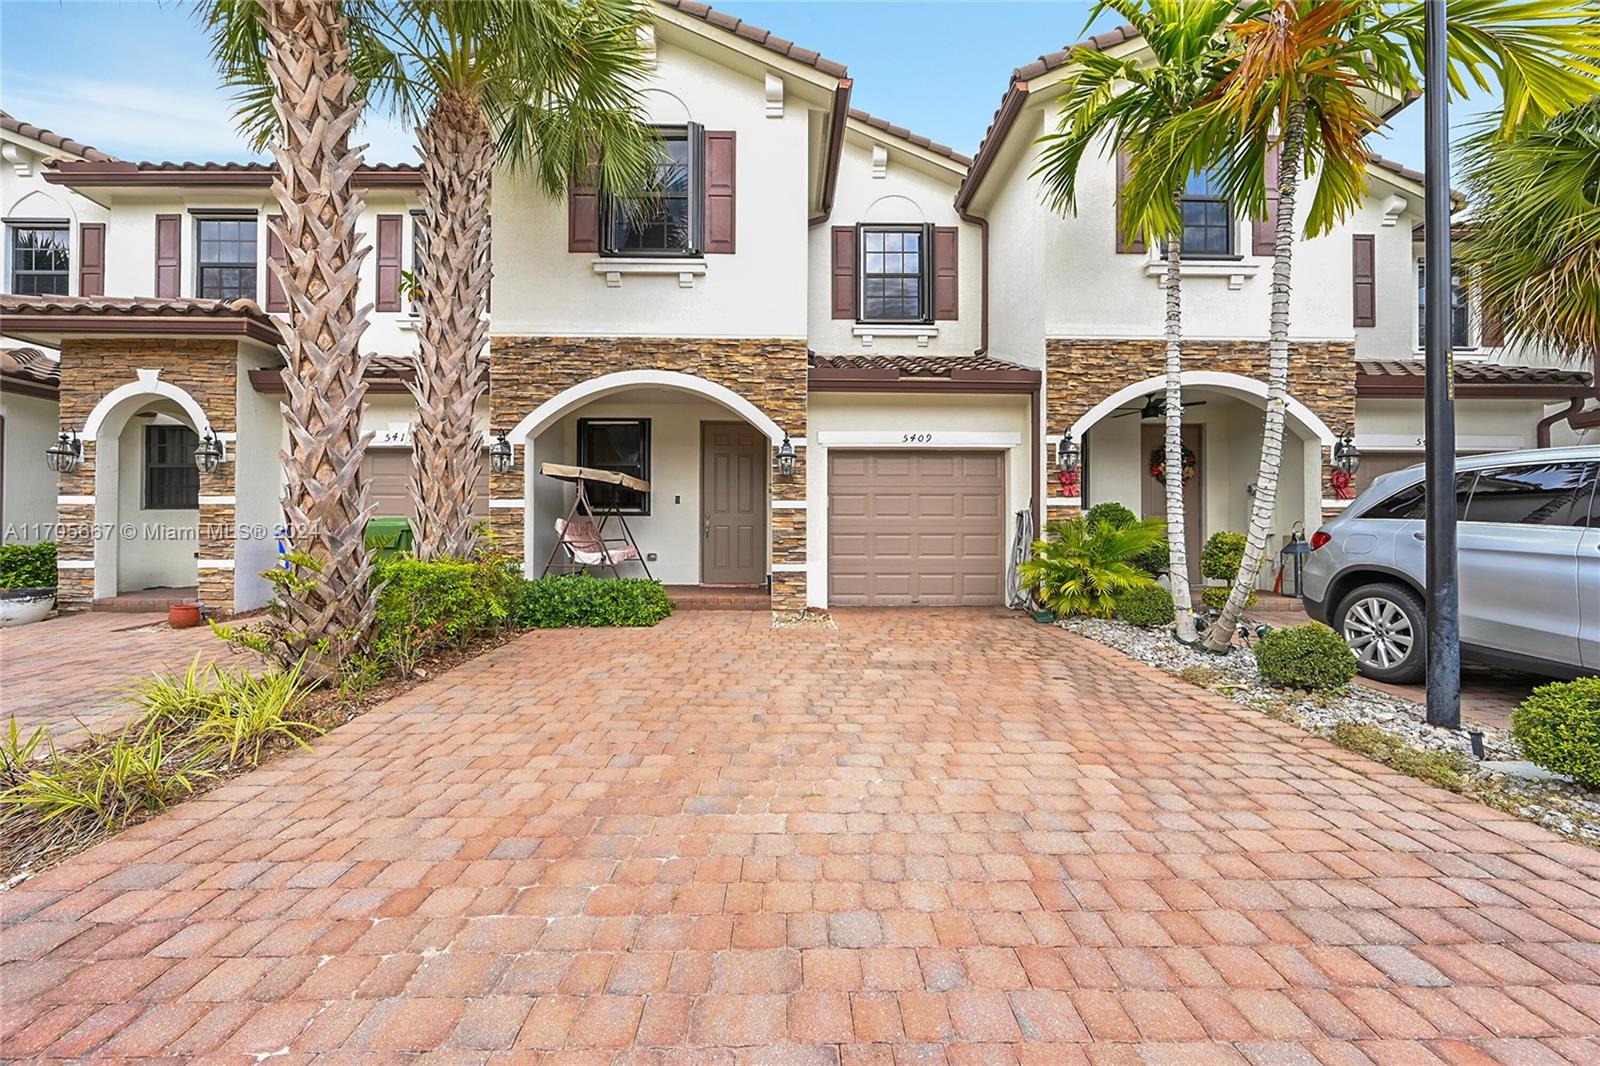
[266,215,287,312]
[1481,305,1505,348]
[568,164,600,253]
[1351,233,1376,327]
[1253,146,1281,255]
[1114,151,1145,254]
[78,223,105,297]
[155,214,180,297]
[933,226,959,320]
[376,214,402,312]
[831,226,856,319]
[704,130,736,254]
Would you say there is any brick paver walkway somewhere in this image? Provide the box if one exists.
[4,609,1600,1063]
[1,612,250,746]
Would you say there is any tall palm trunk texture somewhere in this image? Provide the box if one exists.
[410,89,494,561]
[1161,191,1196,643]
[1203,100,1308,652]
[262,0,380,669]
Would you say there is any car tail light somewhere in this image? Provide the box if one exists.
[1310,529,1332,550]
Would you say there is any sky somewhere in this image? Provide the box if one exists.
[0,0,1499,170]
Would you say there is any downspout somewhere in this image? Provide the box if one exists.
[1535,352,1600,447]
[955,206,990,357]
[808,79,853,226]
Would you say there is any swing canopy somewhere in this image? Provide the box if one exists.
[538,463,654,580]
[537,463,650,494]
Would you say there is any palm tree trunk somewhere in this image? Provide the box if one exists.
[1162,194,1196,642]
[261,0,379,671]
[410,90,494,561]
[1202,101,1308,652]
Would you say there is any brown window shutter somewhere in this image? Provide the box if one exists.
[376,214,402,312]
[1351,233,1376,327]
[266,215,287,312]
[1481,305,1505,348]
[568,165,600,253]
[1253,145,1282,255]
[78,223,105,297]
[704,131,736,254]
[933,226,959,320]
[155,214,181,298]
[831,226,857,319]
[1114,151,1145,254]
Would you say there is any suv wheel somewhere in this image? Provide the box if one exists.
[1335,583,1426,684]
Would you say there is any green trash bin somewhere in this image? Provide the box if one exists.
[365,517,414,560]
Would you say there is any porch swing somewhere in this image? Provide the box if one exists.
[539,463,655,581]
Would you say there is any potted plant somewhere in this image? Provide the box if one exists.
[0,541,58,627]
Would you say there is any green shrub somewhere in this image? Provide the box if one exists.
[515,574,675,629]
[1200,531,1247,581]
[1084,502,1137,529]
[1020,515,1163,618]
[1131,537,1170,577]
[1115,585,1175,627]
[1201,585,1257,612]
[1081,503,1169,575]
[1512,677,1600,788]
[1255,623,1357,691]
[0,541,56,589]
[374,557,518,673]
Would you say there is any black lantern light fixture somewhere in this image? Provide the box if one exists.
[1058,430,1080,472]
[1333,433,1362,478]
[45,430,82,474]
[776,434,797,477]
[490,430,514,475]
[194,428,225,474]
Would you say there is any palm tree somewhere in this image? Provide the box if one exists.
[200,0,381,670]
[206,0,661,562]
[1157,0,1600,652]
[1033,0,1238,643]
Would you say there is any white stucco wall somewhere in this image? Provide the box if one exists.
[235,349,287,610]
[806,391,1034,608]
[1,389,59,542]
[807,131,981,356]
[0,128,108,298]
[491,37,811,339]
[113,405,199,593]
[975,110,1048,368]
[1354,396,1549,454]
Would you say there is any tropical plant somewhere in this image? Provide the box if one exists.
[1034,0,1241,643]
[192,663,321,765]
[1457,98,1600,379]
[198,0,382,675]
[1085,503,1170,574]
[1136,0,1600,652]
[1020,515,1166,618]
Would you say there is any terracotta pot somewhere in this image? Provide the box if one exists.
[169,602,202,629]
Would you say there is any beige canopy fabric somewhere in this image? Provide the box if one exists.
[538,462,651,494]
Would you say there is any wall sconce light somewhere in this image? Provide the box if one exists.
[1333,433,1362,477]
[45,430,82,474]
[194,428,225,474]
[777,434,797,477]
[490,430,514,475]
[1058,431,1080,472]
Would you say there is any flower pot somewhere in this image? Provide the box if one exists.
[169,602,202,629]
[1031,609,1056,624]
[0,587,56,628]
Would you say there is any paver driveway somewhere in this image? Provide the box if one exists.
[4,609,1600,1064]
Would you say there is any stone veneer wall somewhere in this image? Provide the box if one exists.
[1045,339,1357,502]
[489,337,810,611]
[55,338,240,611]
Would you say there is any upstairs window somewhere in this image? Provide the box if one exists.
[1180,170,1233,257]
[144,425,200,510]
[196,216,258,300]
[1417,260,1472,349]
[859,224,931,324]
[603,126,701,257]
[577,418,651,514]
[8,224,69,295]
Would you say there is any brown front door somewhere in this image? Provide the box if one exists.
[701,422,767,585]
[1141,424,1204,587]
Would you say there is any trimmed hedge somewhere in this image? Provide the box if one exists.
[0,541,56,589]
[1512,676,1600,788]
[373,557,518,667]
[1200,531,1247,581]
[1115,585,1175,627]
[515,574,675,629]
[1255,623,1357,691]
[1084,502,1137,529]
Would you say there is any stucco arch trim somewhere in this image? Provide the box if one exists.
[507,370,786,445]
[81,369,216,443]
[1069,371,1338,447]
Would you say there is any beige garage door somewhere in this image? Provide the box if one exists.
[828,450,1006,607]
[362,449,489,519]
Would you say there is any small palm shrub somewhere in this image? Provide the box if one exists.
[515,574,675,628]
[1084,504,1169,575]
[1201,531,1256,611]
[1255,623,1357,691]
[1020,515,1164,618]
[1115,584,1175,627]
[1512,677,1600,788]
[0,542,56,589]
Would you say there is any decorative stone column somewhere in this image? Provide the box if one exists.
[770,438,807,612]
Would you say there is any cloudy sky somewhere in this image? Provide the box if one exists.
[1,0,1496,170]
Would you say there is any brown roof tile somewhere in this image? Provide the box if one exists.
[848,110,972,167]
[45,159,421,187]
[1357,359,1590,387]
[655,0,847,78]
[810,353,1033,376]
[1,294,274,323]
[0,110,118,163]
[0,346,61,388]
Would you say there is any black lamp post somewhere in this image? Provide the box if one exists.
[45,431,82,474]
[777,434,797,477]
[1423,0,1461,730]
[194,428,224,474]
[489,430,514,475]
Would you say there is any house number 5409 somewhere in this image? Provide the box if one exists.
[901,433,933,444]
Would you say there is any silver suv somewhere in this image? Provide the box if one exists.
[1301,446,1600,683]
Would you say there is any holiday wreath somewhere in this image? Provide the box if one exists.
[1149,443,1198,487]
